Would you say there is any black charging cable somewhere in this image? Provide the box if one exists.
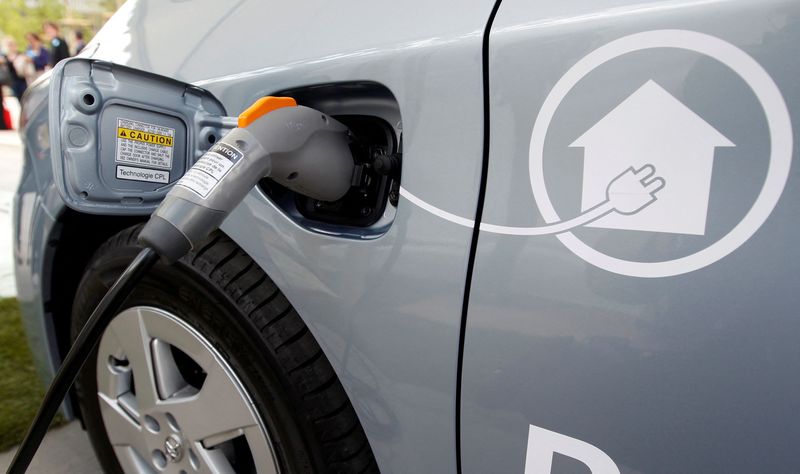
[7,247,160,474]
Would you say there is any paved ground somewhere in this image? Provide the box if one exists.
[0,422,102,473]
[0,114,102,472]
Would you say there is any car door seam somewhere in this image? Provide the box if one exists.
[455,1,504,473]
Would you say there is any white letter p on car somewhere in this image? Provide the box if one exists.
[524,425,621,474]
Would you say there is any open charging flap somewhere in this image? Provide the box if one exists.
[49,58,233,215]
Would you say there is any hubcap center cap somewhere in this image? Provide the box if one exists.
[164,434,184,463]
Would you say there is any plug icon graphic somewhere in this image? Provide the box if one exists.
[476,163,666,236]
[604,164,666,215]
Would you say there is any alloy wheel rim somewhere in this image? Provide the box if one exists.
[96,306,280,474]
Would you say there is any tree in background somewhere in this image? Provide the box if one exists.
[0,0,66,49]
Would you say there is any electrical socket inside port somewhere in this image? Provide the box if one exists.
[259,114,399,228]
[257,82,402,233]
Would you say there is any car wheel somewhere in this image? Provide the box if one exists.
[72,225,378,473]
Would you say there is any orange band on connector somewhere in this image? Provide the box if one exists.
[238,96,297,128]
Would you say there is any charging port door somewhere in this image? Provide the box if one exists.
[49,58,230,215]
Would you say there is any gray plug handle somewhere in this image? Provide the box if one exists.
[139,105,353,261]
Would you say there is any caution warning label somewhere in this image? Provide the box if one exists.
[115,118,175,170]
[117,128,174,147]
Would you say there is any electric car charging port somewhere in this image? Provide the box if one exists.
[257,82,402,236]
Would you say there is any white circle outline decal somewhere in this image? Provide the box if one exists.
[529,29,793,278]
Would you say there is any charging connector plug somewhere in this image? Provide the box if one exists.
[139,97,355,262]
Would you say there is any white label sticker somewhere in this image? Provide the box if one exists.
[175,143,243,198]
[115,118,175,170]
[116,165,170,184]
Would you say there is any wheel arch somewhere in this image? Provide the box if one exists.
[43,210,145,417]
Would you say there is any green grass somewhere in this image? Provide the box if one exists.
[0,298,64,452]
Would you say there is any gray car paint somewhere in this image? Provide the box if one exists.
[15,78,66,400]
[462,0,799,472]
[15,0,496,472]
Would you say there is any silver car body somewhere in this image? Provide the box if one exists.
[14,0,799,472]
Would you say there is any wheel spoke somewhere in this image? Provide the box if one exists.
[108,309,161,411]
[160,364,258,447]
[194,444,235,474]
[98,393,148,454]
[112,446,155,473]
[151,338,187,399]
[96,328,133,400]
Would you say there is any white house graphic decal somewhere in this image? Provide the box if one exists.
[399,30,792,277]
[571,80,735,235]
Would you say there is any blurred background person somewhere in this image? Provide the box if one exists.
[25,33,49,81]
[0,55,8,130]
[43,21,70,67]
[73,30,86,56]
[2,38,30,101]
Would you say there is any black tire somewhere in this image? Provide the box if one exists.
[72,225,378,473]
